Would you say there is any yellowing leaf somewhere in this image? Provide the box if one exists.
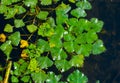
[20,40,29,48]
[0,33,6,42]
[21,50,28,59]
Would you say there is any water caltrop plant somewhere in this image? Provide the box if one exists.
[0,0,106,83]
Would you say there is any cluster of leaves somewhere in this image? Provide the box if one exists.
[0,0,106,83]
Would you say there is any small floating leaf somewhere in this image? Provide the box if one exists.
[37,11,49,20]
[55,59,71,72]
[37,56,53,69]
[46,72,61,83]
[71,8,86,18]
[0,40,12,59]
[8,31,21,46]
[76,1,92,10]
[41,0,52,5]
[14,19,25,28]
[31,71,47,83]
[92,39,106,55]
[11,76,19,83]
[67,70,88,83]
[14,5,26,14]
[63,41,74,53]
[36,39,50,53]
[27,24,37,33]
[21,76,30,82]
[24,0,38,8]
[50,47,67,60]
[4,24,13,33]
[70,55,84,67]
[90,18,104,32]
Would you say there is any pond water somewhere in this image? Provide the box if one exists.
[82,1,120,83]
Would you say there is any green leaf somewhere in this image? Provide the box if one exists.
[4,8,17,19]
[67,70,88,83]
[55,60,71,72]
[71,8,86,18]
[41,0,52,5]
[74,44,92,57]
[30,8,36,13]
[14,19,25,28]
[11,0,20,3]
[63,33,75,41]
[36,39,50,53]
[69,0,76,3]
[0,76,2,81]
[24,0,38,8]
[0,5,8,14]
[37,56,53,69]
[75,33,86,44]
[47,17,56,27]
[0,40,12,59]
[66,18,78,26]
[76,1,92,10]
[4,24,13,33]
[50,47,67,60]
[90,18,104,32]
[11,76,19,83]
[28,58,38,72]
[8,31,21,46]
[86,30,98,44]
[14,5,26,14]
[13,69,21,76]
[56,14,68,24]
[70,55,84,67]
[19,62,28,73]
[1,0,12,5]
[37,11,49,20]
[78,19,91,31]
[49,35,62,48]
[53,0,60,3]
[46,72,61,83]
[13,62,21,76]
[58,82,67,83]
[21,76,30,82]
[13,62,20,70]
[27,24,38,33]
[92,40,106,55]
[56,2,71,14]
[63,41,74,53]
[18,59,25,64]
[31,71,47,83]
[38,23,54,37]
[54,25,65,38]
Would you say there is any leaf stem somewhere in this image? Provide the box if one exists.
[3,61,12,83]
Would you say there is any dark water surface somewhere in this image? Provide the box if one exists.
[82,1,120,83]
